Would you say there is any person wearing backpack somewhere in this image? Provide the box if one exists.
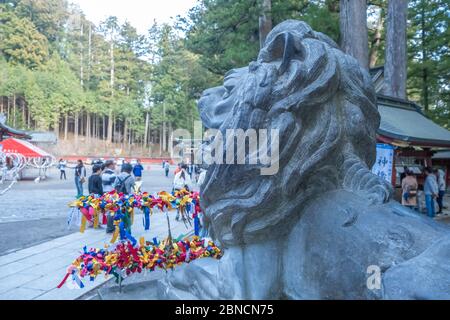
[114,163,136,195]
[112,163,135,234]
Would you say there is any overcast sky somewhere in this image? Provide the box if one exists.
[69,0,198,34]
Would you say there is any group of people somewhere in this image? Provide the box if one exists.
[67,158,208,235]
[170,163,206,191]
[162,161,206,186]
[162,161,207,236]
[71,159,145,233]
[60,158,144,200]
[401,166,447,218]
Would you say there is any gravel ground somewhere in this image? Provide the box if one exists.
[0,165,177,255]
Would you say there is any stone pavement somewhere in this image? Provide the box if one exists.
[0,164,178,255]
[0,208,193,300]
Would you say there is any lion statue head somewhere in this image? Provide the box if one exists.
[198,20,393,247]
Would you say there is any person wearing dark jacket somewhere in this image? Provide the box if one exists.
[132,159,144,181]
[88,165,104,196]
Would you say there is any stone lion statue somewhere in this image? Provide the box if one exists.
[158,20,450,300]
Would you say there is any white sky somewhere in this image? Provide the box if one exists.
[69,0,199,34]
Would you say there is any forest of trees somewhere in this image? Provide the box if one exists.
[0,0,449,156]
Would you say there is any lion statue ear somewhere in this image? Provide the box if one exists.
[258,32,302,75]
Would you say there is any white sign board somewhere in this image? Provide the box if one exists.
[371,143,394,183]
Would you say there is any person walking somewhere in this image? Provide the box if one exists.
[424,167,439,218]
[88,165,104,196]
[436,168,447,215]
[74,160,86,198]
[102,160,117,233]
[58,159,67,180]
[132,159,144,181]
[164,161,170,178]
[401,170,418,210]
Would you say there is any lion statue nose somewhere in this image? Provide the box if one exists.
[383,235,450,300]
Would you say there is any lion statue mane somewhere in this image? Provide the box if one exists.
[158,20,450,300]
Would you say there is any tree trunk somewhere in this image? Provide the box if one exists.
[107,39,115,144]
[123,119,128,147]
[64,114,68,140]
[369,10,384,68]
[12,94,16,127]
[97,115,100,139]
[26,102,31,129]
[74,112,79,146]
[88,23,92,82]
[21,99,26,128]
[339,0,369,70]
[144,111,150,148]
[27,106,31,129]
[54,112,59,137]
[80,23,84,88]
[259,0,272,49]
[162,104,166,152]
[93,114,97,140]
[86,113,91,142]
[80,112,84,137]
[111,114,117,143]
[128,121,132,151]
[159,125,163,156]
[384,0,408,99]
[168,122,172,155]
[6,97,8,117]
[420,2,429,111]
[103,116,106,140]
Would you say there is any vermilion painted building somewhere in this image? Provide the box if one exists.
[374,94,450,188]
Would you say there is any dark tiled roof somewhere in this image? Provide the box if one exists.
[377,95,450,147]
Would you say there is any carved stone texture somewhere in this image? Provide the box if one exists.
[157,20,450,300]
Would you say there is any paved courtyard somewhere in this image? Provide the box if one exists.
[0,164,196,300]
[0,164,177,255]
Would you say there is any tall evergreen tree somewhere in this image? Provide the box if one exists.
[384,0,408,99]
[340,0,369,69]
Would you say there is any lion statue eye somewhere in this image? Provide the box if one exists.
[222,84,234,99]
